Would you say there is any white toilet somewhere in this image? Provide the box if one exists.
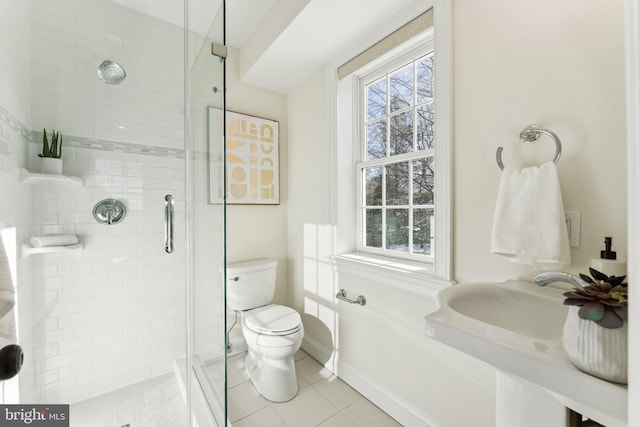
[226,259,304,402]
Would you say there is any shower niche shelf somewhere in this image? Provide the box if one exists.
[21,240,83,258]
[19,168,83,185]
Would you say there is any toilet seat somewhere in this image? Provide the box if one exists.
[244,304,302,336]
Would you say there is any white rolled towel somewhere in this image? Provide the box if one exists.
[29,234,79,248]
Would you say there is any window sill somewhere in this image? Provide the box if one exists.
[332,252,454,298]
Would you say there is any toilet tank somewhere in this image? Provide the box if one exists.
[226,259,277,311]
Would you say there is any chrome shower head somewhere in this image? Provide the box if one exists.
[98,60,126,85]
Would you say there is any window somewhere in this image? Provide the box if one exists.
[357,52,435,262]
[333,4,452,288]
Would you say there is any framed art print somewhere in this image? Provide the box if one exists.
[209,108,280,204]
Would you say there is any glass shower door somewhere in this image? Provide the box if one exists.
[1,0,196,425]
[187,0,227,425]
[0,0,226,425]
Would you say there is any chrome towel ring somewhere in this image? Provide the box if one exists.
[496,125,562,170]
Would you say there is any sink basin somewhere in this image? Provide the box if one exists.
[445,282,568,341]
[424,280,627,427]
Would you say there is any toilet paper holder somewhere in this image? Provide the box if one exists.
[336,289,366,306]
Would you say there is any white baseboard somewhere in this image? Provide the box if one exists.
[302,337,442,427]
[301,335,336,370]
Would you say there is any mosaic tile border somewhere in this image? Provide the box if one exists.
[0,105,31,141]
[0,104,186,159]
[31,131,186,159]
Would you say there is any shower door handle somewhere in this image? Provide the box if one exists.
[164,195,174,253]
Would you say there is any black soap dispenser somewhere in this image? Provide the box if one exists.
[591,236,627,277]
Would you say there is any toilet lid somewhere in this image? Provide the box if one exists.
[245,304,302,335]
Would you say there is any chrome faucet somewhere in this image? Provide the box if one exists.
[533,271,589,289]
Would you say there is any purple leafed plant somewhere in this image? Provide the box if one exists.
[563,268,628,329]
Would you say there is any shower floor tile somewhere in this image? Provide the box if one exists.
[70,373,187,427]
[227,350,402,427]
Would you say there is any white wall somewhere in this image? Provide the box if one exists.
[286,0,627,426]
[453,0,626,283]
[225,47,289,305]
[30,0,184,150]
[285,70,335,349]
[624,1,640,423]
[287,67,497,427]
[24,149,186,404]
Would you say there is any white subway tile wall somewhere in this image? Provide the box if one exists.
[30,0,184,150]
[3,0,191,404]
[26,148,186,403]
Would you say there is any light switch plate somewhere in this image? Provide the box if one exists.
[565,211,581,248]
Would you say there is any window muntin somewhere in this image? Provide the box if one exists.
[359,53,435,260]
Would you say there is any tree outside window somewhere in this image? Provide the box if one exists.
[361,53,434,258]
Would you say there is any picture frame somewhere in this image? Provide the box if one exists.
[209,108,280,205]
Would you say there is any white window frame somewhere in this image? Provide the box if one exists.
[355,44,435,263]
[331,1,452,293]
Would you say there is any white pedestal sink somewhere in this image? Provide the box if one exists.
[424,280,627,427]
[496,371,568,427]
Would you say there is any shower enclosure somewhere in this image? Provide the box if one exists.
[0,0,227,425]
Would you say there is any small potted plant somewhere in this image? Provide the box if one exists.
[562,268,628,383]
[39,129,63,174]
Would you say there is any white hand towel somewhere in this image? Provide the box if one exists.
[29,234,79,248]
[491,161,570,267]
[0,237,16,345]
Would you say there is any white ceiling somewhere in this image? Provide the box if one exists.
[238,0,427,93]
[226,0,277,48]
[109,0,273,47]
[109,0,428,93]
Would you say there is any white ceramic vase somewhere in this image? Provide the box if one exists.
[562,306,628,384]
[40,157,63,175]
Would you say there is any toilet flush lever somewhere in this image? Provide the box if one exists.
[336,289,366,306]
[228,277,239,282]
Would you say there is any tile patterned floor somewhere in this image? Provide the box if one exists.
[226,350,402,427]
[69,350,401,427]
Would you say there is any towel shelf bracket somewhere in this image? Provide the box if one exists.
[21,241,83,258]
[496,125,562,170]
